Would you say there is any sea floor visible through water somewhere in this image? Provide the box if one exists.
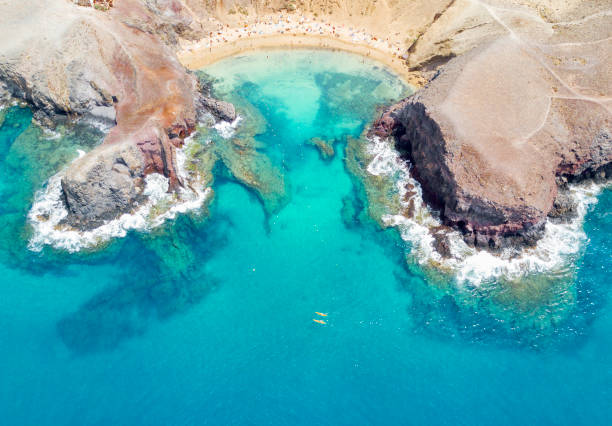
[0,50,611,425]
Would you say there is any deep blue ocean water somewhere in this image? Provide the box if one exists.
[0,50,611,425]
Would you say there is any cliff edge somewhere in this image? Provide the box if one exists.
[0,0,232,229]
[373,0,611,248]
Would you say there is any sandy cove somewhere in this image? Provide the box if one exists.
[178,14,421,85]
[178,5,612,250]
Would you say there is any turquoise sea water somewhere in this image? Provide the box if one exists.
[0,50,611,425]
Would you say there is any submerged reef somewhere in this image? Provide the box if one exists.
[307,137,336,161]
[56,214,225,354]
[196,90,289,216]
[344,131,608,346]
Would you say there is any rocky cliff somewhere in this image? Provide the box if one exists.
[373,1,611,248]
[0,0,232,228]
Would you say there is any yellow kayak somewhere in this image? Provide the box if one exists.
[312,319,326,324]
[315,312,328,317]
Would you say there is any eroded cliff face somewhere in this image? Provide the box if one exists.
[373,1,612,248]
[0,0,215,227]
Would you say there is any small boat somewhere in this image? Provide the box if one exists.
[312,319,326,325]
[315,312,328,317]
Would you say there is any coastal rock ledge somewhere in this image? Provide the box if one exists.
[0,0,219,228]
[373,34,611,248]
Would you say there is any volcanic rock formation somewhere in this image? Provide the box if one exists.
[373,1,611,248]
[0,0,217,227]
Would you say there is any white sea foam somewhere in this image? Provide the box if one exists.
[42,128,62,140]
[366,136,442,263]
[365,136,606,285]
[213,115,242,139]
[28,136,211,253]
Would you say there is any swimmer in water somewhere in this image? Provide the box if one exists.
[313,319,326,325]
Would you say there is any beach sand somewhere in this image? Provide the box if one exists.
[177,13,425,86]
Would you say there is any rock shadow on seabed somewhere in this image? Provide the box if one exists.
[56,215,230,355]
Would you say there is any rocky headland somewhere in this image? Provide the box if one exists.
[0,0,233,229]
[372,0,611,249]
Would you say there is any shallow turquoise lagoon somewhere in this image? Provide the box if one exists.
[0,50,611,425]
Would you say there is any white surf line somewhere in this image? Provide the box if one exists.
[365,136,608,285]
[28,135,212,253]
[213,115,242,139]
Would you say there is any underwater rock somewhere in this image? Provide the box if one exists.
[307,137,335,161]
[218,136,287,214]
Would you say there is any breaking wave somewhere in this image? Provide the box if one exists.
[365,136,605,285]
[213,116,242,139]
[27,135,211,253]
[42,128,62,140]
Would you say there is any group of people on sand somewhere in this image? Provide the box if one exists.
[187,13,405,58]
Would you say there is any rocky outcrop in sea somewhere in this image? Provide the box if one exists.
[0,0,229,229]
[373,1,611,249]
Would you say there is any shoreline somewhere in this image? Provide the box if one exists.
[178,34,422,86]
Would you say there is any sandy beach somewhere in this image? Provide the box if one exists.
[178,13,422,85]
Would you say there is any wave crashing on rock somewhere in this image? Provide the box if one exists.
[365,135,605,285]
[27,136,211,253]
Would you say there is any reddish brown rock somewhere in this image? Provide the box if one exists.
[0,0,216,226]
[375,33,611,248]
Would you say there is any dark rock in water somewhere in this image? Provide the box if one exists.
[307,137,335,161]
[0,82,10,104]
[32,109,60,130]
[432,229,452,259]
[199,96,236,122]
[61,144,146,229]
[548,191,578,223]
